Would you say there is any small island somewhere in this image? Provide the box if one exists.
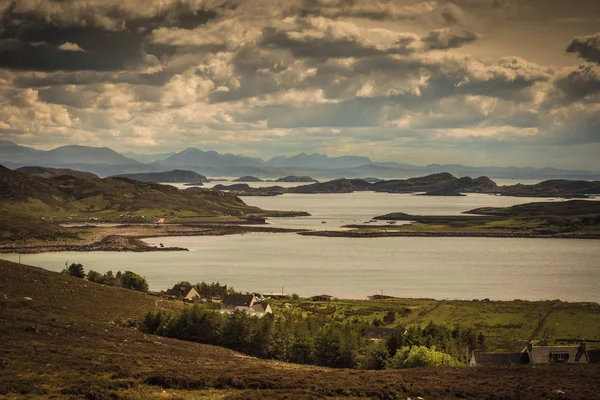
[304,200,600,239]
[109,169,208,183]
[275,175,318,182]
[232,176,263,182]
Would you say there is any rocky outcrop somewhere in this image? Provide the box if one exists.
[288,178,371,193]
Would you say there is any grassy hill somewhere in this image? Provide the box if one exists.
[0,165,262,222]
[0,164,299,245]
[467,200,600,217]
[15,166,100,179]
[347,200,600,238]
[1,260,599,399]
[109,169,208,183]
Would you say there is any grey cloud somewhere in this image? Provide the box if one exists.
[566,33,600,64]
[0,27,153,71]
[0,0,229,72]
[298,0,437,21]
[259,20,419,60]
[421,28,479,50]
[554,63,600,101]
[259,19,479,60]
[0,0,232,31]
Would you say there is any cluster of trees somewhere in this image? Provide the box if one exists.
[175,280,234,298]
[141,305,485,369]
[62,263,148,292]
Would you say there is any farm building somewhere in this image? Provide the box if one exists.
[221,294,272,316]
[471,342,590,366]
[311,294,333,302]
[165,284,200,302]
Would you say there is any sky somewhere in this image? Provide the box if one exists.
[0,0,599,169]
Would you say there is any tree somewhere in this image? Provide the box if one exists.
[86,270,102,283]
[385,325,405,356]
[356,340,389,370]
[290,324,314,364]
[67,263,85,279]
[383,311,396,325]
[314,324,359,368]
[121,271,149,292]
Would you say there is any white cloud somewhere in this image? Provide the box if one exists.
[57,42,86,52]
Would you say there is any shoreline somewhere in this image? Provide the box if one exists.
[0,224,307,254]
[2,222,600,254]
[299,229,600,239]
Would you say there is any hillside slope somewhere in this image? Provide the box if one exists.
[1,260,599,400]
[0,165,257,221]
[16,166,100,179]
[109,169,208,183]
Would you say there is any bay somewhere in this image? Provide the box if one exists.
[2,190,599,303]
[2,234,599,302]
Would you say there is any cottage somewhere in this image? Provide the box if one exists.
[311,294,333,302]
[221,294,272,315]
[587,350,600,363]
[470,342,589,366]
[222,294,257,311]
[165,284,200,302]
[525,341,589,364]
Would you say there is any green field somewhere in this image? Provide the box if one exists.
[270,298,600,352]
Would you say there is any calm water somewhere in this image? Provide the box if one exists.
[2,235,599,302]
[2,190,599,302]
[241,192,573,229]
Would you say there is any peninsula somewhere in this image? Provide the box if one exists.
[0,165,308,253]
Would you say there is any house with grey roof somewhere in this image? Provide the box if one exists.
[471,341,590,366]
[221,294,272,316]
[470,352,527,366]
[524,341,589,364]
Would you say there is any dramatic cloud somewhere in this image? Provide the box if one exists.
[566,33,600,64]
[554,63,600,101]
[0,0,600,169]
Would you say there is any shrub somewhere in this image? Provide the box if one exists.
[383,311,396,325]
[67,263,85,279]
[387,346,462,369]
[120,271,148,292]
[86,270,102,283]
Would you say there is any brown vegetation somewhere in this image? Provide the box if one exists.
[1,260,599,399]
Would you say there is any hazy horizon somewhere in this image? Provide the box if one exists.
[1,1,600,169]
[5,139,600,172]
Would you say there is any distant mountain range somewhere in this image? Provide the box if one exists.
[1,140,599,180]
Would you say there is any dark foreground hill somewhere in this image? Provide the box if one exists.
[2,259,599,400]
[109,169,208,183]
